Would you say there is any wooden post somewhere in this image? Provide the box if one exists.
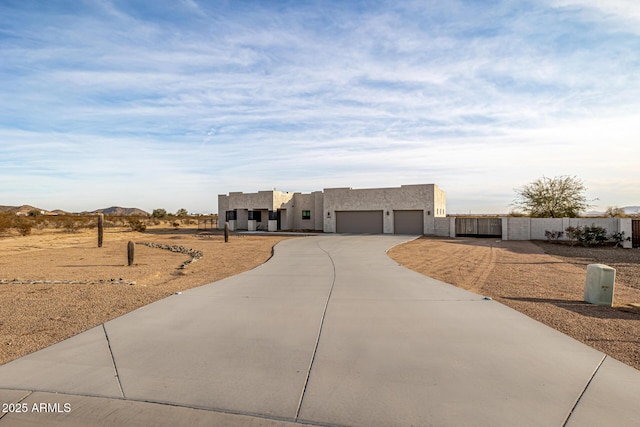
[224,221,229,243]
[127,241,135,266]
[98,214,104,248]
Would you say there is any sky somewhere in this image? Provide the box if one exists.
[1,0,639,215]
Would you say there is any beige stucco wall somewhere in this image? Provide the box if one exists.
[291,192,323,231]
[434,217,451,237]
[434,185,447,217]
[313,191,324,231]
[217,195,229,230]
[323,184,439,234]
[273,191,295,230]
[501,217,626,244]
[227,191,274,210]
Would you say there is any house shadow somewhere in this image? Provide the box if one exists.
[142,227,206,236]
[421,236,549,256]
[502,296,640,320]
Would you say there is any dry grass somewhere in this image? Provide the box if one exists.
[388,237,640,371]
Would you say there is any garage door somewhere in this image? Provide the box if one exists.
[394,210,424,235]
[336,211,383,234]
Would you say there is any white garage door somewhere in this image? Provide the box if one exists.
[394,210,424,235]
[336,211,383,234]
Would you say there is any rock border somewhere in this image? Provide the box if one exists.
[136,242,203,269]
[0,279,136,285]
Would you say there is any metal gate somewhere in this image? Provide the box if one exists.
[633,220,640,248]
[455,218,502,238]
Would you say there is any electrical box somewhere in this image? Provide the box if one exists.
[584,264,616,306]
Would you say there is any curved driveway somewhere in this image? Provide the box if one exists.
[0,235,639,426]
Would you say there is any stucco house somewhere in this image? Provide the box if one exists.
[218,184,446,235]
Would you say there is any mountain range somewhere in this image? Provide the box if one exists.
[0,205,149,216]
[583,206,640,216]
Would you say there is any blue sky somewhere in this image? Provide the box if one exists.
[1,0,639,214]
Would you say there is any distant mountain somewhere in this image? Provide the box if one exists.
[584,206,640,217]
[90,206,150,216]
[1,205,149,216]
[623,206,640,215]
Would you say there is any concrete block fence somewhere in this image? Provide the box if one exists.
[434,217,633,248]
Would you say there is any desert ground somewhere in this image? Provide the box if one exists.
[0,226,291,365]
[1,228,639,372]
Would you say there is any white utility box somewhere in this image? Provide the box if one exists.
[584,264,616,306]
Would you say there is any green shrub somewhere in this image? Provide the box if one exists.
[566,224,608,247]
[152,209,168,219]
[580,224,608,247]
[565,226,581,246]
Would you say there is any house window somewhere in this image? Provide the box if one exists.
[248,211,262,221]
[302,210,311,220]
[225,210,237,221]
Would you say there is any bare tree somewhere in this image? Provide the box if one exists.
[604,206,627,218]
[513,176,591,218]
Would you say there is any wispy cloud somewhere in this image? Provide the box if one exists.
[1,0,638,213]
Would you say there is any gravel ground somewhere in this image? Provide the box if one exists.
[388,237,640,371]
[536,241,640,290]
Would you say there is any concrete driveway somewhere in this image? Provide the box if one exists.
[0,235,639,426]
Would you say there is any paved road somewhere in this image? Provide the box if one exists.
[0,235,639,426]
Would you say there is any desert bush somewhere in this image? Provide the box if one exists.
[566,224,608,247]
[128,218,147,232]
[152,209,168,219]
[13,217,32,236]
[106,216,125,227]
[544,230,564,242]
[62,218,79,233]
[579,224,608,247]
[564,227,582,246]
[0,213,14,234]
[33,215,48,229]
[610,231,631,248]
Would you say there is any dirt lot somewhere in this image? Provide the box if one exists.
[0,227,291,365]
[388,237,640,371]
